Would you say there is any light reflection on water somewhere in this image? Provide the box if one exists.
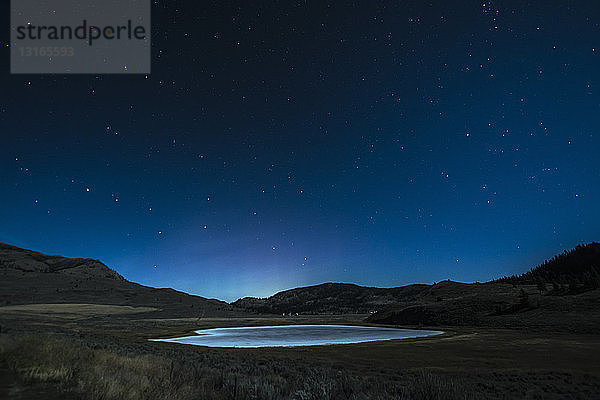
[151,325,443,348]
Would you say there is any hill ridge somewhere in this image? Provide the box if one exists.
[494,242,600,288]
[0,242,239,318]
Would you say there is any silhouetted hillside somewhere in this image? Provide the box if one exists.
[365,244,600,332]
[233,282,429,314]
[233,244,600,333]
[0,243,239,318]
[3,242,599,332]
[494,242,600,290]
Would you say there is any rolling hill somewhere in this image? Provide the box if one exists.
[2,241,599,332]
[234,243,600,332]
[233,282,428,314]
[0,243,238,318]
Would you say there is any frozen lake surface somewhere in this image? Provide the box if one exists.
[151,325,443,348]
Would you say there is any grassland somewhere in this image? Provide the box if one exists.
[0,304,158,319]
[1,306,599,399]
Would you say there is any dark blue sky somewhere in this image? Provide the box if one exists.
[1,1,599,301]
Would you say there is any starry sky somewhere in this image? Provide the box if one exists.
[1,1,599,302]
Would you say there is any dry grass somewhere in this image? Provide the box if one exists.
[0,304,158,319]
[2,313,599,400]
[0,333,474,400]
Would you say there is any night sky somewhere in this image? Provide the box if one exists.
[2,1,599,302]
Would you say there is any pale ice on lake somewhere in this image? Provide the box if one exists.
[151,325,443,348]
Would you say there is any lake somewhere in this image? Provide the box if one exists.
[151,325,443,348]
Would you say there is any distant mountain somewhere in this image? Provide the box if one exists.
[0,243,237,317]
[233,282,429,314]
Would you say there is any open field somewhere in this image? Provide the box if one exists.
[1,306,600,399]
[0,304,158,319]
